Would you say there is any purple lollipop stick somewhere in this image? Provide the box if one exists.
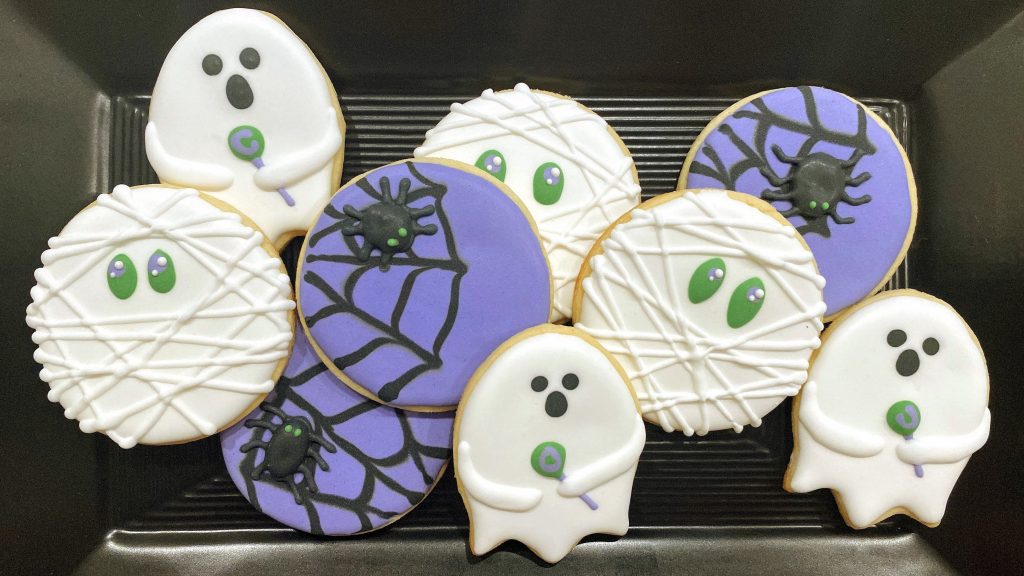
[251,158,296,207]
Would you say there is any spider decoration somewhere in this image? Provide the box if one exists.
[241,403,337,505]
[760,144,872,238]
[338,176,438,271]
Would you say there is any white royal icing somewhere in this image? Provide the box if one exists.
[415,83,641,323]
[147,8,343,246]
[575,190,827,435]
[26,185,294,448]
[456,328,645,563]
[787,291,990,528]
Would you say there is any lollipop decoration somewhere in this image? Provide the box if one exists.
[531,441,599,510]
[887,400,924,478]
[228,125,296,206]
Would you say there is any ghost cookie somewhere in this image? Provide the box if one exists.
[574,189,826,435]
[415,83,641,323]
[147,8,344,248]
[455,325,645,563]
[298,158,551,411]
[26,185,294,448]
[221,329,453,535]
[785,290,990,529]
[679,86,917,318]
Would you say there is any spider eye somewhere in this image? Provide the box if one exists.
[688,257,727,304]
[533,162,564,205]
[475,149,507,181]
[293,427,302,437]
[284,424,292,433]
[147,250,176,294]
[106,254,138,300]
[727,277,766,329]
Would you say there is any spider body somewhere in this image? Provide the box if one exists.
[341,176,438,271]
[760,144,872,238]
[242,403,337,504]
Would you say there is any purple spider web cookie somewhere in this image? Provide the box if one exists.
[220,330,454,535]
[682,86,915,317]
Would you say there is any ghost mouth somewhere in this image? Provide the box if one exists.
[545,391,568,418]
[226,74,254,110]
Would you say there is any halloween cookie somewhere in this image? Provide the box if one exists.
[415,83,641,323]
[574,189,826,435]
[455,325,645,563]
[147,8,344,249]
[679,86,916,318]
[785,290,990,528]
[298,158,551,411]
[221,329,453,535]
[26,185,294,448]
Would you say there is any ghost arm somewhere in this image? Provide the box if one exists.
[557,417,646,498]
[798,380,886,458]
[145,122,235,190]
[896,409,991,465]
[457,441,542,512]
[252,106,343,191]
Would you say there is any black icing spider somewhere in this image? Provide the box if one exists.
[340,176,438,271]
[760,144,872,238]
[241,403,337,505]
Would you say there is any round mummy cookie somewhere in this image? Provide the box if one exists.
[221,329,453,535]
[455,325,645,563]
[679,86,916,318]
[147,8,344,249]
[785,290,990,529]
[26,185,294,448]
[299,159,551,411]
[415,83,641,323]
[574,189,826,435]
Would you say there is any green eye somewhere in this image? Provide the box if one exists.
[688,258,727,304]
[475,149,507,181]
[147,250,176,294]
[284,424,292,432]
[293,428,302,437]
[533,162,564,205]
[106,254,138,300]
[727,277,766,329]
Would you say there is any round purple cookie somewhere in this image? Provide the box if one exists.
[220,329,454,535]
[298,158,551,410]
[680,86,916,317]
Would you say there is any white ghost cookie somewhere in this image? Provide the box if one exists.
[26,185,295,448]
[454,325,645,563]
[574,189,826,435]
[785,289,991,528]
[415,83,641,323]
[147,8,344,248]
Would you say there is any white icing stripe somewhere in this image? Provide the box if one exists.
[555,418,646,498]
[458,441,542,512]
[896,409,991,465]
[145,123,235,190]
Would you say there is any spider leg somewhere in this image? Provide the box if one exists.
[408,204,435,218]
[760,187,792,201]
[771,144,800,165]
[379,251,393,272]
[358,240,374,261]
[324,204,346,220]
[842,148,867,168]
[379,177,393,203]
[779,207,802,218]
[414,223,438,235]
[759,166,790,187]
[397,178,411,205]
[842,191,872,205]
[830,211,855,225]
[798,217,832,238]
[307,431,336,452]
[845,172,871,187]
[286,476,304,504]
[307,448,330,471]
[343,204,364,219]
[340,221,362,236]
[250,462,269,481]
[258,404,288,420]
[239,440,268,453]
[245,419,275,431]
[299,463,321,494]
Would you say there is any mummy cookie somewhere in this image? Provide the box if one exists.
[415,83,641,323]
[785,290,990,528]
[147,8,344,248]
[574,190,826,435]
[679,86,916,318]
[26,185,294,448]
[221,329,453,535]
[455,325,645,563]
[299,159,551,410]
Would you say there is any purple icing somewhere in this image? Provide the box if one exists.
[684,86,913,316]
[299,160,550,408]
[220,329,454,535]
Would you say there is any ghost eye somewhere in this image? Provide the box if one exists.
[923,337,940,356]
[887,329,907,347]
[147,250,176,294]
[202,54,222,76]
[106,254,138,300]
[240,47,260,70]
[533,162,564,205]
[727,277,766,329]
[688,257,727,304]
[562,373,579,390]
[474,149,506,181]
[531,376,548,392]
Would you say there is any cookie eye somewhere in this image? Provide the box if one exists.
[293,427,302,437]
[202,54,222,76]
[147,250,176,294]
[562,373,579,390]
[533,162,564,205]
[474,149,506,181]
[923,337,940,356]
[727,277,766,329]
[688,257,727,304]
[887,329,907,347]
[239,47,260,69]
[106,254,138,300]
[284,424,293,433]
[531,376,548,392]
